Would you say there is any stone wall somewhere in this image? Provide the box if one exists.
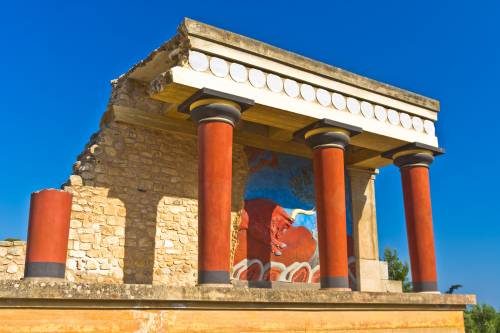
[64,121,248,285]
[0,241,26,280]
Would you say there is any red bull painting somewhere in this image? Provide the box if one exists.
[233,148,356,286]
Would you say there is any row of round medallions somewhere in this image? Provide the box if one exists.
[188,51,435,136]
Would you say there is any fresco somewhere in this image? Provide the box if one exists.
[232,147,356,286]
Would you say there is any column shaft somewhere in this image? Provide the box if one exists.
[313,147,350,289]
[197,121,234,284]
[401,165,437,292]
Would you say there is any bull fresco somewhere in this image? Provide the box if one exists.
[233,147,355,286]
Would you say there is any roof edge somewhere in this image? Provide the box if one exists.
[181,17,440,112]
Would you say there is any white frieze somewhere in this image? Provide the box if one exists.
[188,51,437,136]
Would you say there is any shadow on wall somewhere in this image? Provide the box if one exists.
[77,124,195,284]
[74,122,247,284]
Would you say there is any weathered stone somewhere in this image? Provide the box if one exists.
[79,234,94,243]
[6,264,18,273]
[69,175,83,186]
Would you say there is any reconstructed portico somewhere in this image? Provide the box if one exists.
[0,18,474,332]
[141,18,443,292]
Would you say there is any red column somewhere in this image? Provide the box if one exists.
[178,89,253,285]
[197,120,234,284]
[25,189,72,279]
[313,146,350,289]
[295,122,360,290]
[400,164,437,292]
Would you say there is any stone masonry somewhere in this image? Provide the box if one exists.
[0,241,26,280]
[64,121,248,285]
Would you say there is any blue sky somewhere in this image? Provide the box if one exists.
[1,1,498,306]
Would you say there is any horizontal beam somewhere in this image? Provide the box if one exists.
[106,105,312,159]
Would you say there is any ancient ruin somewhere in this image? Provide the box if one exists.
[0,18,474,332]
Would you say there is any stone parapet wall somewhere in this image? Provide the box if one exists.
[0,241,26,280]
[0,281,474,332]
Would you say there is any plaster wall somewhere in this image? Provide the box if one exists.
[0,308,465,333]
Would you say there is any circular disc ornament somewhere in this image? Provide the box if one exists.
[316,89,331,106]
[387,109,400,125]
[188,51,209,72]
[332,93,346,110]
[360,101,374,118]
[229,63,248,83]
[374,105,387,122]
[300,84,316,102]
[266,74,283,93]
[284,79,300,97]
[209,57,229,77]
[400,113,412,129]
[424,120,435,136]
[412,116,424,132]
[249,68,266,88]
[346,97,361,114]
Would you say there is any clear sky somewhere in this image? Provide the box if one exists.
[1,1,498,306]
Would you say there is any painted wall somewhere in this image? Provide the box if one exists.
[232,148,355,286]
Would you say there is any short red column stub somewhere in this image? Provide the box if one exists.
[25,189,72,278]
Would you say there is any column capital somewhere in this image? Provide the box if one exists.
[294,119,362,150]
[178,88,254,127]
[382,142,444,168]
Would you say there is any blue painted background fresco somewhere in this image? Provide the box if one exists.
[244,149,352,237]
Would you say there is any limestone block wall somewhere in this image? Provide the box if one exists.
[0,241,26,280]
[64,121,248,285]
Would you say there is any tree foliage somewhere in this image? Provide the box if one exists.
[464,304,500,333]
[383,247,412,292]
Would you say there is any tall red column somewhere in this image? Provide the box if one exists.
[313,145,350,289]
[179,88,253,285]
[25,189,72,279]
[296,120,361,290]
[197,119,234,284]
[394,150,438,292]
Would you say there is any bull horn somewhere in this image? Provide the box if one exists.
[290,208,316,220]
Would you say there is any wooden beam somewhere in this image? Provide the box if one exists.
[268,128,293,142]
[107,105,312,159]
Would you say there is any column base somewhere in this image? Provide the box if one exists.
[413,281,438,292]
[24,262,66,279]
[198,270,230,285]
[320,276,350,289]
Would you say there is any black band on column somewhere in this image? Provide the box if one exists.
[24,262,66,278]
[394,152,435,168]
[305,131,351,150]
[191,104,242,126]
[198,270,230,284]
[178,88,254,127]
[413,281,438,292]
[293,118,362,149]
[320,276,350,289]
[383,142,444,168]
